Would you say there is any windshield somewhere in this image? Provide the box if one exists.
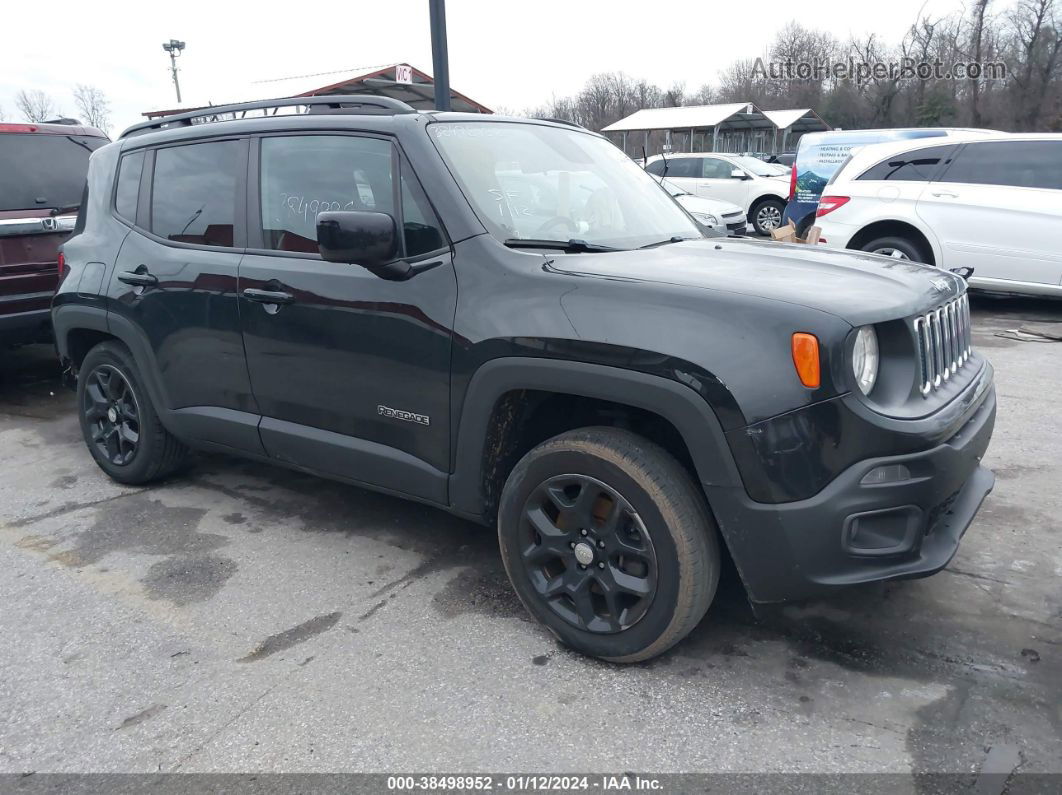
[429,122,701,249]
[731,156,785,177]
[0,133,107,212]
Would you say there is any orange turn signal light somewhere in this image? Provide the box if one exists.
[791,333,821,388]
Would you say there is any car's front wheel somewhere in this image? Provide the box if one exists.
[498,427,720,662]
[751,197,786,235]
[77,341,189,484]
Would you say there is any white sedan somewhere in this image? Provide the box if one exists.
[657,178,747,237]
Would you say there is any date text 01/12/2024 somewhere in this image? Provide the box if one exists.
[385,775,663,791]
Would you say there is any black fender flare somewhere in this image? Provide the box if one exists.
[51,303,108,361]
[52,304,175,427]
[449,357,744,519]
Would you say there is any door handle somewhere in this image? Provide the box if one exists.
[931,191,958,198]
[117,267,158,287]
[243,287,294,305]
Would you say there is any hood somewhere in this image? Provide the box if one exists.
[547,237,964,326]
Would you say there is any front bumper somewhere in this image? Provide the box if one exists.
[724,215,747,236]
[707,385,996,603]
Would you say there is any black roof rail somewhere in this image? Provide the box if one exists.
[533,117,584,129]
[120,94,417,139]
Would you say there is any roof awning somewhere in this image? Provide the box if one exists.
[762,108,829,132]
[602,103,765,133]
[602,104,829,135]
[143,63,490,119]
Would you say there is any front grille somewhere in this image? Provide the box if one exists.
[913,293,972,397]
[722,211,745,221]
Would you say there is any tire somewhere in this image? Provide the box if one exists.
[77,341,189,484]
[861,235,930,264]
[794,212,815,238]
[498,427,720,663]
[751,197,786,236]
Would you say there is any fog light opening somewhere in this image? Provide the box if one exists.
[861,463,912,486]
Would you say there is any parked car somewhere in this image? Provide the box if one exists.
[657,177,747,236]
[768,152,796,167]
[644,153,789,235]
[782,128,1001,234]
[0,121,108,346]
[815,134,1062,297]
[54,97,996,662]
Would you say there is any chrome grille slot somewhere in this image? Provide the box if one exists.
[914,294,972,397]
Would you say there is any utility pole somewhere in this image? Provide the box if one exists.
[162,39,186,104]
[428,0,451,111]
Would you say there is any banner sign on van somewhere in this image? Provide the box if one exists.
[793,130,946,204]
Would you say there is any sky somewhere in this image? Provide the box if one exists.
[1,0,969,135]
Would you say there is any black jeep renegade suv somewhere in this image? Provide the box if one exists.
[53,96,996,662]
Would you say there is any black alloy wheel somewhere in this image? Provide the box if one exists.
[82,364,141,466]
[519,474,658,634]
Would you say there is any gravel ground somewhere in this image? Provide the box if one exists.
[0,294,1059,781]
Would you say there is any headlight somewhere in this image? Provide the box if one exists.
[852,325,879,395]
[691,212,720,226]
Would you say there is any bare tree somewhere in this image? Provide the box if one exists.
[73,84,111,133]
[15,89,57,122]
[967,0,993,126]
[520,2,1062,143]
[1008,0,1062,127]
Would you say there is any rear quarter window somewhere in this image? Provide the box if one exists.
[857,145,957,182]
[114,150,145,221]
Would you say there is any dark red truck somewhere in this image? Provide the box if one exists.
[0,121,108,347]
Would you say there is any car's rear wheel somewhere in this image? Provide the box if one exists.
[751,198,786,235]
[861,235,929,264]
[498,427,720,662]
[77,341,189,484]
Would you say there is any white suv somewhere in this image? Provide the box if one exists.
[645,153,789,235]
[815,134,1062,297]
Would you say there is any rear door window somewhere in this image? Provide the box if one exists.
[940,140,1062,190]
[150,140,240,247]
[857,145,957,182]
[0,133,107,212]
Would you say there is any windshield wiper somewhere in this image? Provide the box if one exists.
[638,236,692,249]
[503,238,621,253]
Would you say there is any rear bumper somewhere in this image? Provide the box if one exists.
[707,385,996,603]
[813,218,858,249]
[0,307,52,344]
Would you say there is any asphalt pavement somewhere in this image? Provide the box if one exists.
[0,294,1059,780]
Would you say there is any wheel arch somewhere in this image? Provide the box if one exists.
[53,304,175,425]
[749,192,786,214]
[449,357,743,523]
[847,219,939,266]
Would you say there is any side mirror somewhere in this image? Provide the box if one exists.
[730,168,749,180]
[317,211,397,269]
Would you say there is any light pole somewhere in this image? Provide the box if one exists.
[162,39,186,104]
[428,0,450,111]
